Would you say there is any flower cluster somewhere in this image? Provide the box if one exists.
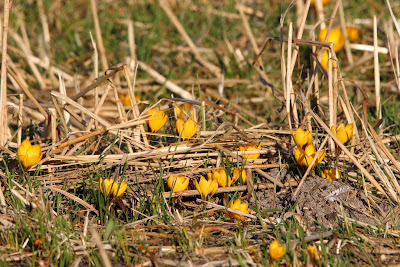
[292,128,325,169]
[143,103,198,140]
[317,26,359,71]
[331,123,354,153]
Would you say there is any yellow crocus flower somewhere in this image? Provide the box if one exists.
[294,144,325,168]
[194,176,218,200]
[176,118,198,140]
[307,244,320,262]
[229,199,250,221]
[207,168,232,187]
[346,27,359,43]
[318,27,345,52]
[167,175,189,191]
[331,123,354,145]
[269,240,286,262]
[239,144,261,159]
[17,140,43,170]
[175,103,193,119]
[120,94,141,107]
[321,168,341,181]
[231,168,247,184]
[292,127,312,148]
[146,108,168,133]
[100,178,127,198]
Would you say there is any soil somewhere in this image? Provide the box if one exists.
[253,168,391,230]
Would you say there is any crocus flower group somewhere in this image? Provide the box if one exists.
[317,26,359,71]
[207,168,232,187]
[145,103,198,140]
[292,128,325,169]
[331,123,354,153]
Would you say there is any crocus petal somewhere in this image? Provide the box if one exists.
[147,108,167,133]
[316,149,326,164]
[292,128,312,148]
[113,181,128,197]
[269,240,286,262]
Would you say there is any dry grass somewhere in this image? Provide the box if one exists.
[1,0,400,266]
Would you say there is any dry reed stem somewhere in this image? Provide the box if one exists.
[124,65,149,146]
[90,0,108,72]
[338,1,353,65]
[89,32,99,129]
[7,66,48,121]
[11,33,46,89]
[237,4,264,70]
[138,61,193,100]
[290,0,311,73]
[45,185,98,215]
[0,0,12,146]
[314,0,326,29]
[254,168,284,187]
[90,228,112,267]
[159,0,221,77]
[286,21,293,130]
[17,94,23,146]
[37,0,50,46]
[373,16,382,120]
[72,65,124,101]
[386,0,400,37]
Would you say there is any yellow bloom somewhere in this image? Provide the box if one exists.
[331,123,353,145]
[229,199,250,221]
[146,108,168,133]
[292,127,312,148]
[100,178,127,198]
[194,176,218,200]
[311,0,330,5]
[231,168,247,184]
[167,175,189,191]
[317,49,330,71]
[318,27,345,52]
[294,144,325,168]
[120,94,141,107]
[321,168,341,181]
[346,27,359,42]
[307,244,320,261]
[17,140,43,170]
[208,168,232,187]
[239,144,261,160]
[176,118,198,140]
[269,240,286,262]
[175,103,193,119]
